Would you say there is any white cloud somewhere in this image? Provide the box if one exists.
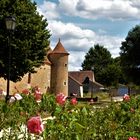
[63,38,94,52]
[37,1,60,20]
[59,0,140,20]
[68,51,85,71]
[48,20,95,40]
[37,0,140,21]
[35,0,135,70]
[48,20,123,70]
[59,0,79,16]
[130,0,140,9]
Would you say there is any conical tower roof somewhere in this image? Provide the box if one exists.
[51,39,69,55]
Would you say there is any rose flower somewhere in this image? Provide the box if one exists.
[71,98,77,105]
[27,116,44,135]
[56,93,67,105]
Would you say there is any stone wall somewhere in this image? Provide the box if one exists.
[0,64,51,94]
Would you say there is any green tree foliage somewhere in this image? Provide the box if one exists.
[82,44,121,86]
[120,25,140,85]
[82,44,112,70]
[113,57,126,84]
[0,0,50,82]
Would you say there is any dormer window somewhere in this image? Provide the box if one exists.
[82,77,89,84]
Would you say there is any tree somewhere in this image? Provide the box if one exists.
[82,44,112,70]
[81,44,121,86]
[0,0,50,82]
[113,57,126,84]
[120,25,140,85]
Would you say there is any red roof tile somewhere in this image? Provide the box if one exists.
[51,39,69,54]
[68,75,82,86]
[68,71,95,84]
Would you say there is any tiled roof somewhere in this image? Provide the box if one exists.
[68,71,95,84]
[68,71,103,87]
[50,39,69,54]
[68,75,82,86]
[92,81,103,87]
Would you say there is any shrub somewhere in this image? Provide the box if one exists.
[0,91,140,139]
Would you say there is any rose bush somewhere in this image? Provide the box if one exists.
[0,89,140,139]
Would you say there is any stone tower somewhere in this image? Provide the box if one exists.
[48,39,69,96]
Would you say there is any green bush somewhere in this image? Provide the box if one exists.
[0,92,140,140]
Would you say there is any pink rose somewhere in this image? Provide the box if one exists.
[128,137,138,140]
[34,93,42,102]
[27,116,44,135]
[56,93,67,105]
[123,94,130,101]
[22,89,30,95]
[34,89,42,102]
[71,98,77,105]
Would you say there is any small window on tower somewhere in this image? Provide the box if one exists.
[64,81,67,86]
[64,63,67,67]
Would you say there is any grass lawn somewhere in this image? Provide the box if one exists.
[75,92,112,109]
[84,92,111,101]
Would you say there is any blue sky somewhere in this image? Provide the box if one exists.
[34,0,140,71]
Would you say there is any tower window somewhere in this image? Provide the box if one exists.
[64,63,67,67]
[63,81,67,86]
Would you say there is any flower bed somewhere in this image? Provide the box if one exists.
[0,88,140,140]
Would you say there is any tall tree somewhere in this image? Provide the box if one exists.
[120,25,140,85]
[0,0,50,82]
[82,44,121,86]
[82,44,112,70]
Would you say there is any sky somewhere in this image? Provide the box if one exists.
[34,0,140,71]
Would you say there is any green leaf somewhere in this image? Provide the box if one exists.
[81,107,88,115]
